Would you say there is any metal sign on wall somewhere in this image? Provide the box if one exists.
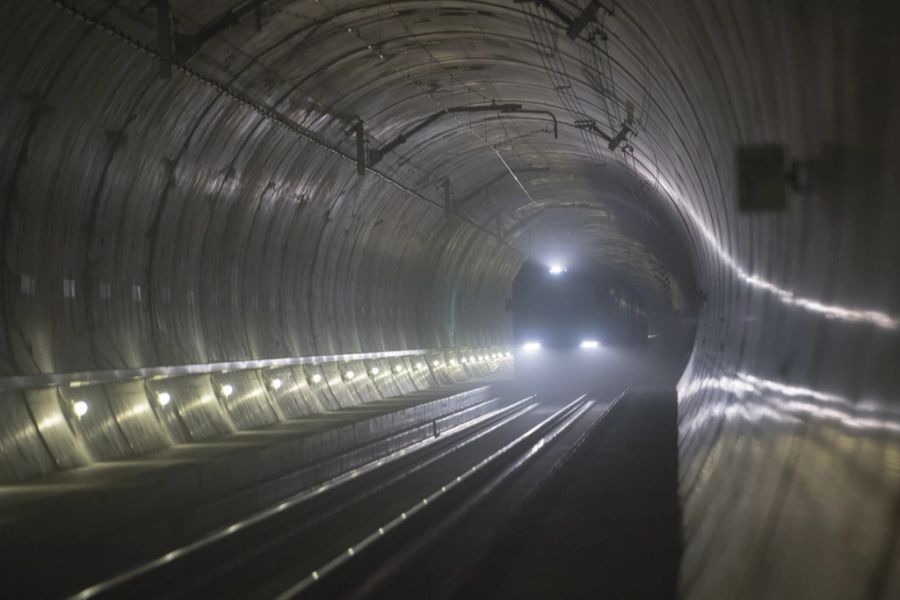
[737,144,787,212]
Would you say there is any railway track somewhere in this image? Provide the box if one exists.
[71,391,613,599]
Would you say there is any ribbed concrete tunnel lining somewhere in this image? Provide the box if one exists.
[1,3,517,369]
[2,1,900,598]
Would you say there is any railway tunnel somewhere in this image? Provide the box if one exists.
[1,1,898,598]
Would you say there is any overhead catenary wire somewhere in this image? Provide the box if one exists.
[47,0,522,254]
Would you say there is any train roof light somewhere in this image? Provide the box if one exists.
[548,264,566,275]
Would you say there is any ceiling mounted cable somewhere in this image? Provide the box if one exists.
[47,0,520,254]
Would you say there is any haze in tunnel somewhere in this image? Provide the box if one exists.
[1,0,899,598]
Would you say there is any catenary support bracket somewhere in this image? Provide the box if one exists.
[175,0,269,61]
[366,103,558,169]
[355,120,366,176]
[575,101,635,151]
[515,0,614,39]
[440,178,453,218]
[155,0,172,78]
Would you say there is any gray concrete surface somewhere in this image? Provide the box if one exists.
[455,389,680,599]
[0,348,508,482]
[0,374,504,594]
[0,1,898,597]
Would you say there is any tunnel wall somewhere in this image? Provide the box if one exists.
[0,348,510,483]
[0,3,518,482]
[624,3,900,598]
[0,3,518,377]
[1,2,899,598]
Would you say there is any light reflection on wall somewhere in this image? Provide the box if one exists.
[679,372,900,436]
[631,164,900,331]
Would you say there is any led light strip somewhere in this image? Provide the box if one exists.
[1,347,513,392]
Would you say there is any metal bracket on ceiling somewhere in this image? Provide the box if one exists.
[365,103,558,170]
[607,121,632,151]
[575,119,633,151]
[155,0,172,78]
[574,119,612,144]
[439,178,453,218]
[575,101,635,151]
[514,0,614,40]
[174,0,267,62]
[254,0,263,31]
[567,0,615,39]
[355,120,366,176]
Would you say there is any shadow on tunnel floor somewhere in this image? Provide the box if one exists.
[454,388,682,599]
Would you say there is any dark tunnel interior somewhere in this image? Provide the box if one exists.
[1,1,899,598]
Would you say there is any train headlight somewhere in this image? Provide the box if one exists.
[579,339,600,349]
[548,264,566,275]
[521,341,542,352]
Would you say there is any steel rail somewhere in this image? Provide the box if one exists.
[275,394,590,599]
[70,395,536,599]
[0,348,438,392]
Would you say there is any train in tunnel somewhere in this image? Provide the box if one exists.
[0,1,898,598]
[508,260,649,380]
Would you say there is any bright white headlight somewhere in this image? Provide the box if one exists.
[580,339,600,349]
[521,341,542,352]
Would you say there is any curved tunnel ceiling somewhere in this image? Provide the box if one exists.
[1,0,706,374]
[2,1,900,598]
